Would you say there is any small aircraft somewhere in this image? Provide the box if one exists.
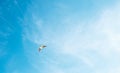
[38,45,46,52]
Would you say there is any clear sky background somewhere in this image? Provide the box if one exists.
[1,0,120,73]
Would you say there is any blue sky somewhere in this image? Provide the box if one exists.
[1,0,120,73]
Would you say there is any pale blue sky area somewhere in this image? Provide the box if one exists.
[0,0,120,73]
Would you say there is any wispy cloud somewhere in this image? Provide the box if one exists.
[23,1,120,73]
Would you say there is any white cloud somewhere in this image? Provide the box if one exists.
[48,2,120,72]
[23,1,120,73]
[95,67,120,73]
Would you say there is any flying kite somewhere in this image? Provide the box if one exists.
[38,45,46,52]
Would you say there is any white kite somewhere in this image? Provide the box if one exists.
[38,45,46,52]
